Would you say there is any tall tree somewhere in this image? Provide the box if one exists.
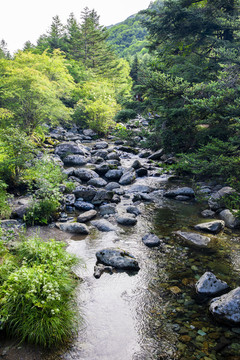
[65,13,82,60]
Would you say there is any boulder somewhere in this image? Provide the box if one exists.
[105,169,123,181]
[55,142,84,158]
[148,149,164,160]
[219,209,240,229]
[87,178,107,188]
[208,186,236,211]
[127,185,152,193]
[64,194,76,206]
[94,263,113,279]
[56,221,89,234]
[63,154,87,166]
[194,220,225,234]
[201,209,215,218]
[164,187,195,199]
[11,197,32,219]
[209,287,240,325]
[74,200,95,211]
[99,204,116,216]
[119,169,136,185]
[93,141,108,149]
[92,189,113,205]
[195,272,229,296]
[117,214,137,226]
[91,219,117,232]
[83,129,97,137]
[73,185,97,201]
[175,231,212,248]
[74,168,99,182]
[94,163,110,175]
[96,249,140,270]
[105,182,120,191]
[126,206,141,216]
[142,233,161,248]
[107,152,120,161]
[131,159,142,169]
[136,168,148,177]
[92,149,108,160]
[77,210,97,223]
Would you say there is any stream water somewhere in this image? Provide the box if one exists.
[2,143,240,360]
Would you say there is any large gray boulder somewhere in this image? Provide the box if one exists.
[119,169,136,185]
[126,206,141,216]
[93,141,108,149]
[92,189,113,205]
[175,231,212,248]
[56,221,89,234]
[164,187,195,199]
[91,219,117,232]
[99,204,116,216]
[105,169,123,181]
[87,178,107,188]
[208,186,236,211]
[73,185,97,201]
[209,287,240,325]
[96,249,140,270]
[142,233,161,248]
[63,154,87,166]
[55,142,85,158]
[127,185,152,193]
[74,200,94,211]
[194,220,225,234]
[77,210,97,223]
[117,214,137,226]
[74,168,99,182]
[105,182,120,191]
[195,272,229,296]
[94,163,110,175]
[148,148,164,160]
[219,209,240,229]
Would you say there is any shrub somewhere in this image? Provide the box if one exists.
[0,236,80,347]
[114,109,137,122]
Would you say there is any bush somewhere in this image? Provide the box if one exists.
[0,236,80,347]
[114,109,138,122]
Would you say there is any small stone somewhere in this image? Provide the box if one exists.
[117,214,137,226]
[142,233,161,247]
[77,210,97,223]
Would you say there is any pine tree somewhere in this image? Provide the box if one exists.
[65,13,82,60]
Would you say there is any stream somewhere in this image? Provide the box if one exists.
[1,137,240,360]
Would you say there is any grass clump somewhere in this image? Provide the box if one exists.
[0,236,81,347]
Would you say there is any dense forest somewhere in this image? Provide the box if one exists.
[0,0,240,350]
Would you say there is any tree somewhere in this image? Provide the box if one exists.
[65,13,82,60]
[0,40,10,59]
[0,50,74,133]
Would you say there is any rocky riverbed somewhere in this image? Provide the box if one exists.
[1,125,240,360]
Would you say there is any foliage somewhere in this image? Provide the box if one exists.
[0,50,74,133]
[114,109,137,122]
[0,127,36,186]
[0,181,11,219]
[0,236,80,347]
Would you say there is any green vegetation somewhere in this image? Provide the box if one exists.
[0,234,80,347]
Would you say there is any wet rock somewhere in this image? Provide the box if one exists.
[139,150,152,158]
[107,152,120,161]
[77,209,97,223]
[99,204,116,216]
[92,189,113,205]
[164,187,195,199]
[196,272,229,296]
[91,219,117,232]
[93,141,108,149]
[209,287,240,325]
[94,263,113,278]
[106,159,121,167]
[74,200,95,211]
[87,178,107,187]
[131,159,142,169]
[73,185,97,201]
[127,184,152,193]
[126,206,141,216]
[74,168,99,182]
[94,163,110,175]
[201,209,215,218]
[175,195,192,201]
[175,231,212,248]
[96,248,140,270]
[194,220,225,234]
[208,186,236,211]
[117,145,138,154]
[142,233,161,247]
[105,169,123,181]
[117,214,137,226]
[133,193,153,202]
[56,221,89,234]
[148,148,164,160]
[105,182,120,191]
[63,154,87,166]
[119,169,136,185]
[136,168,148,177]
[92,149,108,160]
[55,142,85,158]
[219,209,240,229]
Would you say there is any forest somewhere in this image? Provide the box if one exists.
[0,0,240,352]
